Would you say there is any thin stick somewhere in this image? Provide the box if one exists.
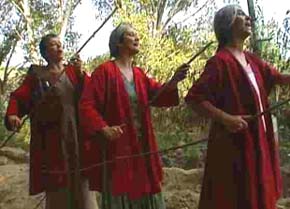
[186,41,214,65]
[43,137,208,174]
[0,116,29,149]
[251,97,290,120]
[73,7,118,56]
[149,41,214,105]
[32,195,46,209]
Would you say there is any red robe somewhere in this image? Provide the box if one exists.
[5,65,89,195]
[79,60,179,200]
[185,48,282,209]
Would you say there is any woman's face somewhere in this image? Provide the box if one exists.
[118,26,140,56]
[44,37,64,62]
[231,9,252,40]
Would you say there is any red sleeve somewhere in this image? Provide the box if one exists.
[185,57,221,105]
[140,69,179,107]
[6,74,35,116]
[264,64,282,95]
[246,52,283,95]
[79,66,108,137]
[5,74,35,130]
[261,61,282,95]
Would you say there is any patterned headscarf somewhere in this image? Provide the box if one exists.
[109,23,132,58]
[214,5,242,47]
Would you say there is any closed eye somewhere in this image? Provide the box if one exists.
[237,10,246,16]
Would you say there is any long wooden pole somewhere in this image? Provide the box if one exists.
[73,7,118,57]
[149,41,214,105]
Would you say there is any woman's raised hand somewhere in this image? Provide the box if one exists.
[170,63,190,83]
[69,54,82,76]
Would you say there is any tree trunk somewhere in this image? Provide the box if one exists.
[23,0,38,62]
[247,0,261,55]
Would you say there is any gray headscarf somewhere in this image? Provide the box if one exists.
[214,5,242,47]
[109,23,132,58]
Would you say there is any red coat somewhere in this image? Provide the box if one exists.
[79,60,179,199]
[5,65,89,195]
[185,48,282,209]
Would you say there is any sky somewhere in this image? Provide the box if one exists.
[8,0,290,66]
[73,0,289,60]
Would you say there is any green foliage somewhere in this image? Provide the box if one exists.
[84,53,111,73]
[0,96,9,141]
[154,105,209,168]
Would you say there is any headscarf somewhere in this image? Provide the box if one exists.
[213,5,242,47]
[109,23,132,58]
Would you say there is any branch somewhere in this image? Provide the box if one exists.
[59,0,82,41]
[0,116,29,149]
[8,0,29,23]
[7,63,24,78]
[3,40,18,86]
[156,0,167,30]
[257,37,272,42]
[72,0,82,11]
[57,0,76,37]
[179,0,212,24]
[14,29,24,41]
[162,0,181,30]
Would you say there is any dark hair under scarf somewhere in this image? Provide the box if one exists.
[39,33,58,61]
[109,23,132,58]
[214,5,241,48]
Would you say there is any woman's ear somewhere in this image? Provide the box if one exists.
[116,42,123,48]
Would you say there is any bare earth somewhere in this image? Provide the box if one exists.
[0,147,289,209]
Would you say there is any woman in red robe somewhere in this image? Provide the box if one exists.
[185,5,290,209]
[79,23,189,209]
[5,34,98,209]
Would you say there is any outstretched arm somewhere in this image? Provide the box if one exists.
[148,64,189,106]
[275,74,290,85]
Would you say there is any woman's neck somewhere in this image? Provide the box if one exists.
[115,55,133,70]
[47,61,64,72]
[226,40,248,67]
[226,39,245,52]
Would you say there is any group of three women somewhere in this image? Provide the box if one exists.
[5,5,290,209]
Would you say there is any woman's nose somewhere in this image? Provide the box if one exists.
[135,35,139,41]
